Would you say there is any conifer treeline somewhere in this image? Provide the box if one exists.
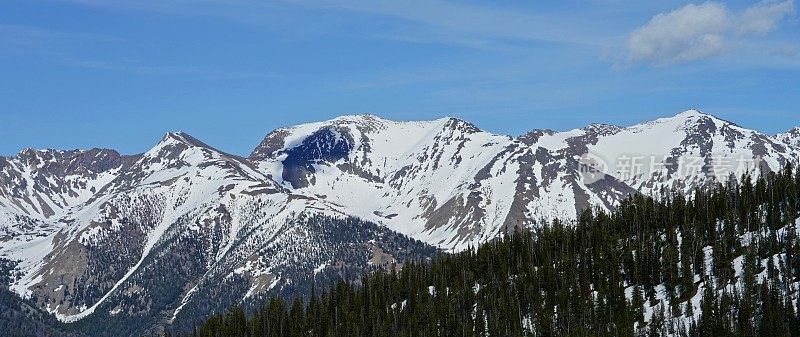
[180,164,800,336]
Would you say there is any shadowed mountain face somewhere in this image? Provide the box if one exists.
[0,110,798,335]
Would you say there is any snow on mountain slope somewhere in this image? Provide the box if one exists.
[777,126,800,150]
[535,110,799,196]
[2,133,270,316]
[1,110,796,331]
[0,131,433,332]
[0,148,138,225]
[250,115,633,250]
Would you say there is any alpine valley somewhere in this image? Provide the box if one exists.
[1,110,799,336]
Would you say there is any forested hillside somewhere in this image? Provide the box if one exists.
[0,259,84,337]
[183,164,800,336]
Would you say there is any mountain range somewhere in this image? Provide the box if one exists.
[0,109,798,334]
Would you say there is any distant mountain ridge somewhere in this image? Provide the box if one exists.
[0,110,798,334]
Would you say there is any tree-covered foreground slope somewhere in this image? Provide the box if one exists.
[185,165,800,337]
[0,259,85,337]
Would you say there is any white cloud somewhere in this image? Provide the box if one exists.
[738,0,796,35]
[625,0,795,66]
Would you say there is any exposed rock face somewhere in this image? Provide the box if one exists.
[0,148,139,220]
[777,127,800,150]
[1,129,436,335]
[0,110,797,335]
[534,110,797,196]
[244,115,636,249]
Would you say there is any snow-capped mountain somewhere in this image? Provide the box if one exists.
[777,126,800,150]
[536,110,797,196]
[0,148,139,238]
[0,110,797,334]
[1,131,436,334]
[249,114,633,250]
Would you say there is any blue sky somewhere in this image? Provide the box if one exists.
[1,0,798,156]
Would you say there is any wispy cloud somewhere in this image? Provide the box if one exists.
[0,24,121,48]
[58,59,276,80]
[738,0,797,35]
[57,0,603,49]
[284,0,598,47]
[0,24,273,80]
[622,0,796,66]
[41,0,800,69]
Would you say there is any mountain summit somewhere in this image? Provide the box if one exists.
[777,126,800,149]
[0,110,798,333]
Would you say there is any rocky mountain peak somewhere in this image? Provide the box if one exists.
[777,126,800,149]
[517,129,555,145]
[250,116,379,161]
[582,123,622,136]
[442,117,481,134]
[675,108,705,117]
[14,148,71,168]
[158,132,213,149]
[778,126,800,137]
[144,131,223,161]
[8,148,134,177]
[249,128,291,160]
[667,109,740,129]
[330,114,384,124]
